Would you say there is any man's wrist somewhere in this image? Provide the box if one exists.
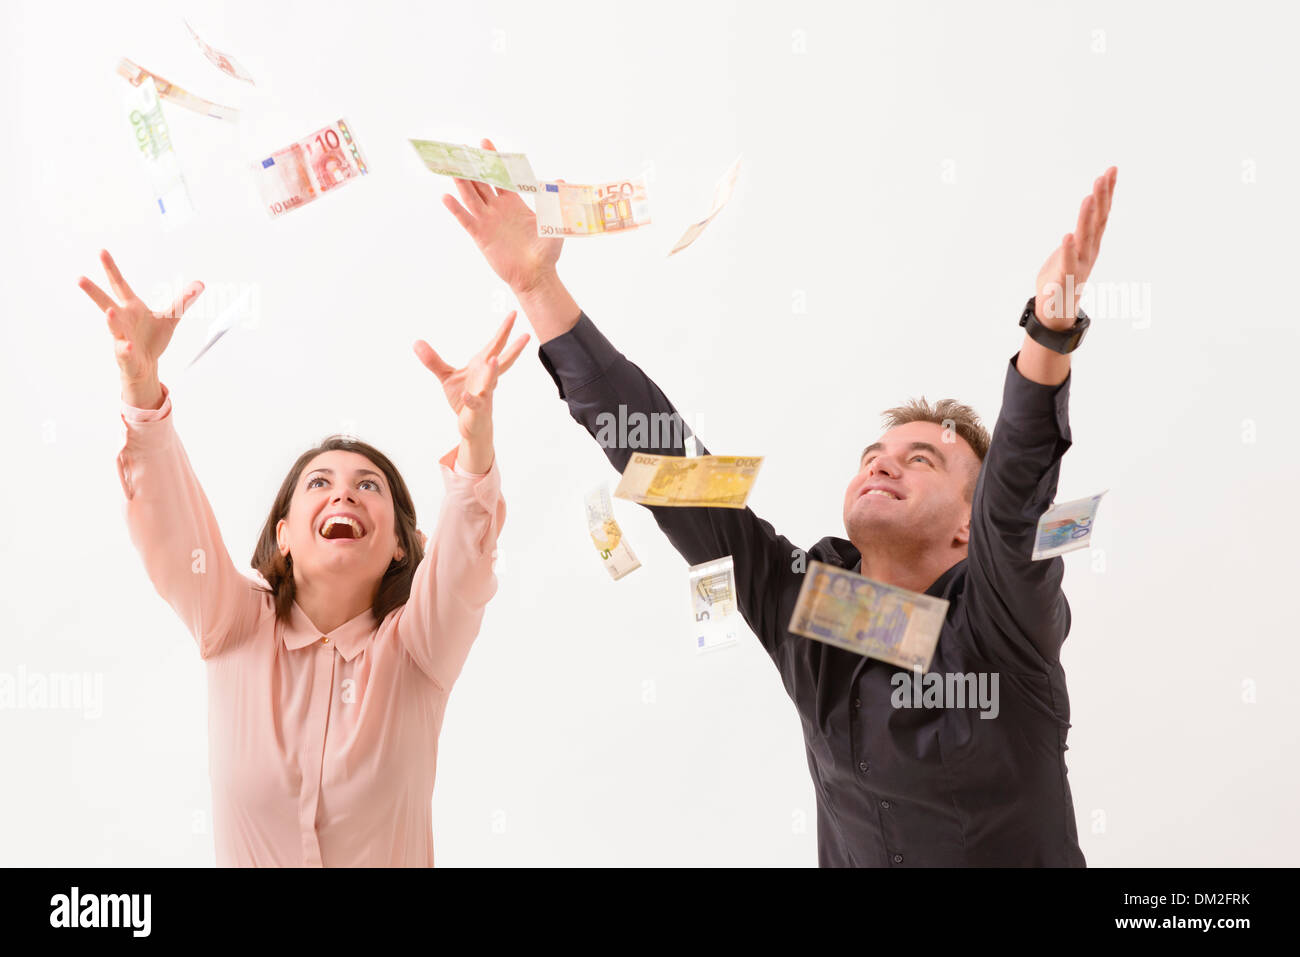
[511,270,581,344]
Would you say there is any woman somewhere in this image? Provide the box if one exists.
[78,249,527,867]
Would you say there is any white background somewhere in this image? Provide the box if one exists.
[1,0,1296,867]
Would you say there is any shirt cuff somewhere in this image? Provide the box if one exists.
[438,445,501,509]
[536,311,621,400]
[120,382,173,423]
[1003,352,1071,441]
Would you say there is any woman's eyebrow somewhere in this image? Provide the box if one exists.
[304,467,384,480]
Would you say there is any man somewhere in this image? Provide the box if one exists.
[445,140,1115,866]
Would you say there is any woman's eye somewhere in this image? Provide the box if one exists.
[307,476,325,488]
[361,479,380,491]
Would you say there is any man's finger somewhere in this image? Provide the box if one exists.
[1062,233,1078,286]
[100,249,135,301]
[468,178,494,206]
[412,339,456,381]
[480,138,504,197]
[78,276,116,313]
[453,176,486,216]
[442,193,476,234]
[162,281,205,320]
[1073,195,1095,260]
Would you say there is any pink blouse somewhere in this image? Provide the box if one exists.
[116,383,505,866]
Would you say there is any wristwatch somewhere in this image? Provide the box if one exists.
[1019,295,1090,354]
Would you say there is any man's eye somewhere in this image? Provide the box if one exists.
[912,455,931,465]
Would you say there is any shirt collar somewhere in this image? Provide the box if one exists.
[281,599,377,661]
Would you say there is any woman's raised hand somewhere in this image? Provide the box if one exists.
[442,138,563,295]
[412,310,530,444]
[78,249,204,385]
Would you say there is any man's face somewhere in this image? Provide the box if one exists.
[276,450,403,589]
[842,421,979,553]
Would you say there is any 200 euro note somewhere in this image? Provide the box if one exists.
[253,119,368,218]
[535,177,651,237]
[788,561,950,671]
[124,75,195,226]
[613,453,762,509]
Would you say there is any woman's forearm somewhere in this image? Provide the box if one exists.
[121,371,164,410]
[458,428,494,474]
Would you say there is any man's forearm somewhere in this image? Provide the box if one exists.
[1015,333,1071,387]
[512,270,582,344]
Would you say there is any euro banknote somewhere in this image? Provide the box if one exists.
[117,57,237,121]
[185,20,256,84]
[253,119,368,218]
[689,556,740,653]
[535,177,651,237]
[668,154,741,256]
[613,453,763,509]
[408,139,539,193]
[788,561,950,670]
[1032,491,1107,560]
[124,76,194,226]
[584,485,641,580]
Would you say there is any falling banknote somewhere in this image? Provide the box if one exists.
[1032,491,1107,560]
[408,139,538,193]
[535,177,651,237]
[185,20,256,84]
[124,75,195,226]
[117,57,237,121]
[689,556,741,653]
[584,485,641,580]
[668,154,742,256]
[613,453,763,509]
[253,119,368,218]
[788,561,950,670]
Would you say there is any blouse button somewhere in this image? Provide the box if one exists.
[321,637,330,644]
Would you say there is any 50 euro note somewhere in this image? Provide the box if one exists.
[584,485,641,580]
[124,75,195,226]
[253,119,368,218]
[408,139,538,193]
[788,561,950,671]
[613,453,763,509]
[117,57,237,121]
[535,177,651,237]
[1032,490,1107,560]
[689,556,740,653]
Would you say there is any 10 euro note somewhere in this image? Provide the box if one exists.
[535,177,651,237]
[689,556,740,653]
[253,119,368,218]
[124,75,195,226]
[408,139,539,193]
[584,485,641,580]
[788,561,950,671]
[613,453,763,509]
[1032,491,1107,560]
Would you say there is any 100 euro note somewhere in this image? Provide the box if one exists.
[788,561,950,670]
[535,177,651,237]
[124,75,195,226]
[1032,491,1107,560]
[613,453,763,509]
[408,139,538,193]
[690,555,740,653]
[253,119,368,217]
[584,485,641,580]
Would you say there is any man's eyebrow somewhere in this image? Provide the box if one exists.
[304,467,384,481]
[860,441,948,467]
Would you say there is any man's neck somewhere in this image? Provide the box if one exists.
[852,541,966,595]
[292,574,375,635]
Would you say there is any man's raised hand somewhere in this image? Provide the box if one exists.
[1035,167,1117,330]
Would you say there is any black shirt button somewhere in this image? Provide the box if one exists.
[880,800,890,809]
[858,761,870,773]
[893,854,903,864]
[853,698,861,709]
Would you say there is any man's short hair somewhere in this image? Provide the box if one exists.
[876,397,991,501]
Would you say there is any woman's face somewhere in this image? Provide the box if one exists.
[276,449,404,591]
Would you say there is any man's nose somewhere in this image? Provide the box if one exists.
[868,456,901,478]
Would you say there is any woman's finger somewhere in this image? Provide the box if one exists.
[468,178,494,206]
[100,249,135,302]
[482,310,516,359]
[78,276,116,313]
[479,138,505,198]
[453,176,487,216]
[442,193,477,235]
[412,339,456,381]
[162,281,205,320]
[495,332,530,375]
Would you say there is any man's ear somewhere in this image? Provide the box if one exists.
[954,508,971,547]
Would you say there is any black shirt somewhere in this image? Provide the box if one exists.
[538,312,1086,867]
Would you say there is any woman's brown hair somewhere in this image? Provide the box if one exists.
[250,435,423,626]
